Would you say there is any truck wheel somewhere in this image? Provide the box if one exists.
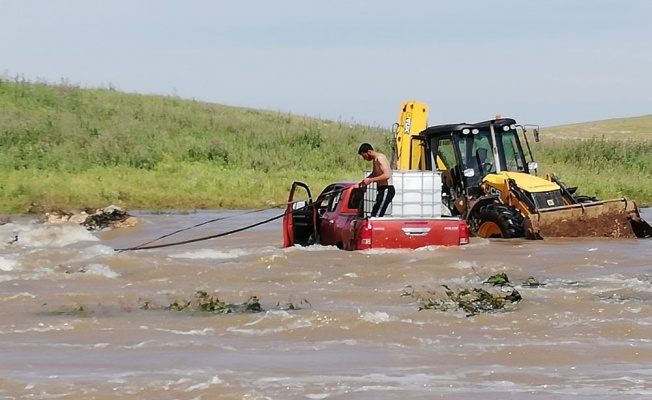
[472,204,525,238]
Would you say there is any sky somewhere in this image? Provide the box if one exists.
[2,1,651,129]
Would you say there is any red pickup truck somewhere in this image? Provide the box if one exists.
[283,174,469,250]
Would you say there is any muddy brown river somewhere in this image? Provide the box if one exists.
[1,208,651,399]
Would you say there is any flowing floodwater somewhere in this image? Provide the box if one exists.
[1,208,651,399]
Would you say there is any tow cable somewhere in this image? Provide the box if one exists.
[115,187,348,252]
[115,209,285,252]
[115,188,352,253]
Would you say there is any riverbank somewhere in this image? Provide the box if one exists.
[1,77,651,213]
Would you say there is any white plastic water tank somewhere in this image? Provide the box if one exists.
[362,170,443,218]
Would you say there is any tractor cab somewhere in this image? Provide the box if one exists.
[419,118,581,238]
[420,119,541,216]
[424,119,537,178]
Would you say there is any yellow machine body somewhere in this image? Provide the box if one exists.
[390,101,652,239]
[392,101,429,170]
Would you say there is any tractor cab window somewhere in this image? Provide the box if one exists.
[458,131,495,176]
[501,130,526,172]
[434,138,455,171]
[471,135,495,175]
[432,138,457,196]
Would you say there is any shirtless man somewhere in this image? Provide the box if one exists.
[358,143,395,217]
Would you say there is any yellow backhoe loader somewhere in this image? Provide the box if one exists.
[391,101,429,170]
[391,100,652,239]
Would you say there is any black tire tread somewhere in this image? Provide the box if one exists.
[473,203,525,238]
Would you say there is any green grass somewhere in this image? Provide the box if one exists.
[532,128,652,205]
[1,75,651,213]
[0,165,359,214]
[544,115,652,141]
[0,76,388,213]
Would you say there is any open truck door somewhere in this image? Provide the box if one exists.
[282,181,318,247]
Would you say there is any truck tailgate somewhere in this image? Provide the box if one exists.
[363,218,466,248]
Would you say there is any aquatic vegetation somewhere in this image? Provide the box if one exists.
[402,273,524,317]
[484,272,510,286]
[44,205,137,230]
[165,291,310,314]
[167,291,261,314]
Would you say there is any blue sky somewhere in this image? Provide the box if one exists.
[2,1,651,128]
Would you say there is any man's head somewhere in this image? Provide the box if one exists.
[358,143,374,161]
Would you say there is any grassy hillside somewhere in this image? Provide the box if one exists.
[543,115,652,141]
[532,116,652,204]
[0,76,651,213]
[0,77,389,213]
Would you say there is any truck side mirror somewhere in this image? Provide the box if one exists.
[533,128,540,142]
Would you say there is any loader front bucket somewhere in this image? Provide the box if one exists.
[525,198,652,239]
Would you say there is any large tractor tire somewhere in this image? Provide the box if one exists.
[471,204,525,239]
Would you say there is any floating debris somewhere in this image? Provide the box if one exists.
[484,272,510,286]
[165,291,310,314]
[44,205,138,231]
[38,305,88,317]
[276,297,312,311]
[522,276,546,287]
[167,291,261,314]
[403,273,525,317]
